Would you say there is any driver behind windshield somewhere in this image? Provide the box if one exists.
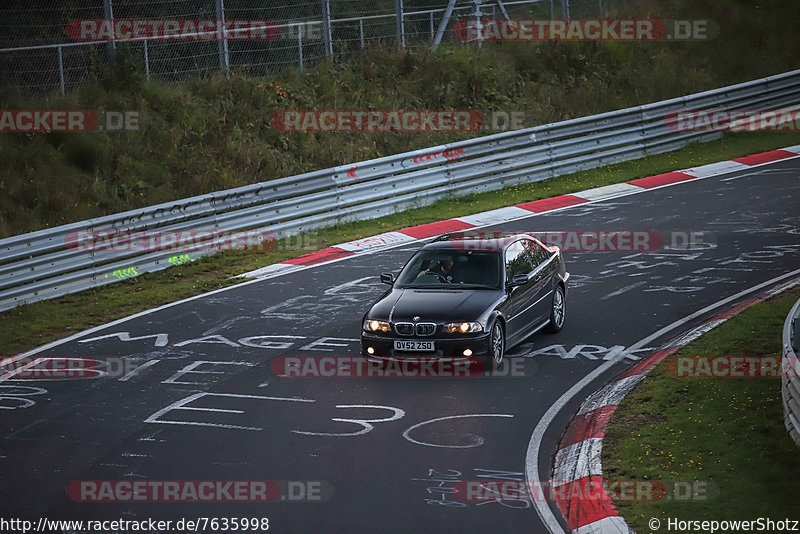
[416,255,455,283]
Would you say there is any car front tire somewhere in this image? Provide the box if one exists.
[486,320,506,370]
[545,285,566,333]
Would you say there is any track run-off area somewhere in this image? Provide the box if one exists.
[2,151,800,533]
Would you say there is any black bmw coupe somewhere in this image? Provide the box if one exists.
[361,232,569,368]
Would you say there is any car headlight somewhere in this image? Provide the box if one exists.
[364,319,391,332]
[443,321,483,334]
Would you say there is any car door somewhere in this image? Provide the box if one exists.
[504,240,538,346]
[521,238,557,325]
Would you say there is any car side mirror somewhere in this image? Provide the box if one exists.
[380,272,395,285]
[507,273,528,290]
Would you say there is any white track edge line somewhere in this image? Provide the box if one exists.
[18,150,800,357]
[526,267,800,534]
[551,275,800,533]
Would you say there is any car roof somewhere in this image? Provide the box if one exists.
[423,232,539,252]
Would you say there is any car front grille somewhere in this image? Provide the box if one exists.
[415,323,436,336]
[394,322,414,336]
[393,322,437,336]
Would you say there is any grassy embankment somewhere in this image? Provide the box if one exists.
[603,285,800,529]
[2,0,800,354]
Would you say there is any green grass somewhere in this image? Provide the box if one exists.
[603,285,800,530]
[2,130,800,356]
[2,0,800,237]
[3,0,800,355]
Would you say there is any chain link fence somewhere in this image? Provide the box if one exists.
[0,0,594,97]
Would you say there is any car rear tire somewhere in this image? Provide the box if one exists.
[545,285,566,333]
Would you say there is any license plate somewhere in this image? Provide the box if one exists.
[394,340,435,352]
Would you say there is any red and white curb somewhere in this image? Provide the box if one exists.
[239,145,800,280]
[549,279,800,534]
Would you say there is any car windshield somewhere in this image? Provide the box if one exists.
[395,249,501,289]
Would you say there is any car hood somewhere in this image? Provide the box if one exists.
[369,288,503,323]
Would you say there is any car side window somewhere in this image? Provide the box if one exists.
[522,239,550,268]
[505,241,535,279]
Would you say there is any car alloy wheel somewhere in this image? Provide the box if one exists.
[491,321,505,366]
[546,285,565,333]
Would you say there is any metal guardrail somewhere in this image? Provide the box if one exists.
[2,68,800,312]
[783,297,800,449]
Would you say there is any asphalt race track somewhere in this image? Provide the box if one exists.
[3,157,799,533]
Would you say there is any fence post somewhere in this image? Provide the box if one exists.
[395,0,405,50]
[298,25,304,73]
[215,0,230,78]
[321,0,333,57]
[598,0,604,16]
[432,0,457,51]
[57,46,65,96]
[103,0,116,63]
[143,40,150,81]
[359,19,365,49]
[550,0,554,18]
[561,0,570,18]
[495,0,510,20]
[429,11,434,40]
[472,0,482,48]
